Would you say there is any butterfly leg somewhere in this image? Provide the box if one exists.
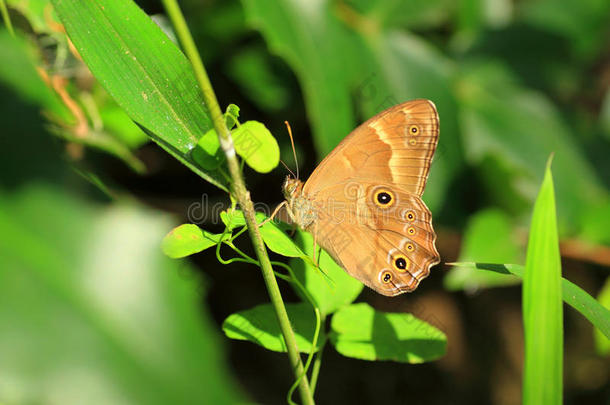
[312,221,319,267]
[258,201,287,227]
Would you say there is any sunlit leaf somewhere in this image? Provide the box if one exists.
[232,120,279,173]
[522,158,563,405]
[291,231,363,316]
[594,277,610,356]
[330,303,446,363]
[51,0,227,190]
[222,303,322,353]
[162,224,228,259]
[0,185,243,404]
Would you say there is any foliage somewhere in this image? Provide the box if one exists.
[2,0,610,403]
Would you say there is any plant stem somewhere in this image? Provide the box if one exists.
[161,1,315,404]
[0,0,14,36]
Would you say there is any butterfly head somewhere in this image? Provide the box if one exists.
[282,176,304,201]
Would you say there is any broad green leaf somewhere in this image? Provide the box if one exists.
[345,0,453,30]
[222,303,322,353]
[580,200,610,245]
[0,185,243,405]
[291,231,363,316]
[520,0,610,59]
[162,224,227,259]
[522,160,563,405]
[232,120,279,173]
[594,277,610,356]
[227,46,291,111]
[444,209,521,291]
[51,0,227,190]
[451,262,610,340]
[259,221,306,258]
[220,209,305,257]
[457,60,607,233]
[242,0,358,155]
[330,303,446,363]
[220,209,267,231]
[191,128,224,170]
[99,104,149,149]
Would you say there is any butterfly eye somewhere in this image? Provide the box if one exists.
[406,243,415,252]
[405,211,416,221]
[381,271,393,283]
[393,255,410,272]
[409,125,420,135]
[407,226,416,236]
[374,189,395,208]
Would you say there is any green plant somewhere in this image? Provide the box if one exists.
[2,0,609,404]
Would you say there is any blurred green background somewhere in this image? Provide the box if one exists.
[1,0,609,404]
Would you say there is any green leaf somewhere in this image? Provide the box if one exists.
[226,46,291,111]
[601,88,610,140]
[191,120,279,173]
[520,0,610,59]
[345,0,453,30]
[594,277,610,356]
[232,120,279,173]
[291,231,363,316]
[242,0,357,156]
[222,303,322,353]
[522,158,563,405]
[50,0,227,190]
[259,221,306,258]
[191,128,224,171]
[0,185,243,404]
[224,103,240,129]
[161,224,228,258]
[220,209,305,257]
[451,262,610,341]
[220,209,266,231]
[457,60,607,232]
[100,104,149,149]
[330,303,446,363]
[444,209,521,291]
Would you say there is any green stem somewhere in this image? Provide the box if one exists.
[162,2,315,404]
[0,0,14,36]
[309,339,325,394]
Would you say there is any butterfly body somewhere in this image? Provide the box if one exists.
[283,100,441,296]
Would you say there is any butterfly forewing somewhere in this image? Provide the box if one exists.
[303,99,439,197]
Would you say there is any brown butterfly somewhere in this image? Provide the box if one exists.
[282,99,440,296]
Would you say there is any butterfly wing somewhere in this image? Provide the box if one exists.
[303,99,439,197]
[309,183,440,295]
[302,100,440,296]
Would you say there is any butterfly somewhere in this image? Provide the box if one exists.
[282,99,440,296]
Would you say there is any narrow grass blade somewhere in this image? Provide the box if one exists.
[523,158,563,405]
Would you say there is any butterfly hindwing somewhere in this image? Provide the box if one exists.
[310,183,439,296]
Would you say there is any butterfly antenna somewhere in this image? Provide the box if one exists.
[280,159,296,178]
[284,120,299,179]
